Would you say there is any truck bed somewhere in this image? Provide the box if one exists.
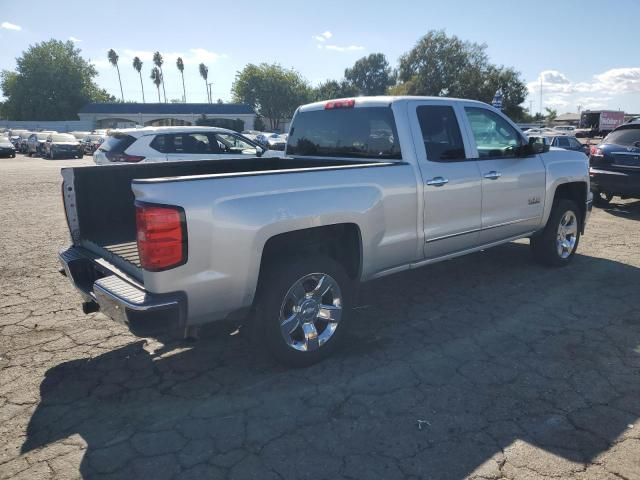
[63,157,382,279]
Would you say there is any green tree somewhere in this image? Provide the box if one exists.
[132,56,145,103]
[344,53,395,95]
[391,30,528,120]
[107,49,124,102]
[176,57,186,103]
[153,51,166,103]
[199,63,209,103]
[312,79,358,101]
[150,67,162,102]
[0,39,113,120]
[545,107,558,123]
[232,63,311,130]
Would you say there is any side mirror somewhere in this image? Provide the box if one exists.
[255,145,264,157]
[526,136,550,155]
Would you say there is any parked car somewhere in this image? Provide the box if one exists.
[93,126,283,165]
[523,127,555,136]
[553,126,576,133]
[589,122,640,206]
[82,134,105,155]
[26,132,51,156]
[545,135,589,155]
[266,134,287,151]
[69,131,91,141]
[0,137,16,158]
[59,96,591,367]
[9,135,21,148]
[43,133,84,159]
[17,131,34,153]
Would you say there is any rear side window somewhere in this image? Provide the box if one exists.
[604,127,640,146]
[556,137,570,147]
[287,107,401,159]
[417,105,466,161]
[99,134,136,153]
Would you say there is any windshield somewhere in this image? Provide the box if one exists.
[51,134,76,142]
[604,127,640,146]
[36,133,49,140]
[86,135,104,141]
[287,106,402,159]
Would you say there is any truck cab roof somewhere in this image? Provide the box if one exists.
[298,95,492,112]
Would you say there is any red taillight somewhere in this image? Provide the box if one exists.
[325,99,355,110]
[136,203,186,271]
[590,146,603,157]
[106,152,145,162]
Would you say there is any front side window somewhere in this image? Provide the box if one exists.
[416,105,466,161]
[214,133,257,154]
[287,106,401,160]
[464,107,521,159]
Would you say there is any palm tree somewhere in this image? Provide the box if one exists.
[107,49,124,102]
[199,63,209,103]
[176,57,186,103]
[153,51,167,103]
[150,67,162,103]
[132,56,145,103]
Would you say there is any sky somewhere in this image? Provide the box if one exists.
[1,0,639,114]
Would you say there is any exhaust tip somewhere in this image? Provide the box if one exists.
[82,301,100,314]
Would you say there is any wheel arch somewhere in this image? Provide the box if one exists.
[552,181,588,233]
[254,223,363,307]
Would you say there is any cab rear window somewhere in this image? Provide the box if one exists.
[287,107,402,160]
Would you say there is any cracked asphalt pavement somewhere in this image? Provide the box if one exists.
[1,155,640,479]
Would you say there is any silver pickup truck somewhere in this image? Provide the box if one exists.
[59,96,592,366]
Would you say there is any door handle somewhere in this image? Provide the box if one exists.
[426,176,449,187]
[483,171,502,180]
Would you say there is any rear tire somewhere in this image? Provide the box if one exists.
[531,199,581,267]
[257,255,354,367]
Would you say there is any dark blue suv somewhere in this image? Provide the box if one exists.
[589,123,640,206]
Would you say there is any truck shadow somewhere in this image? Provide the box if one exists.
[22,242,640,479]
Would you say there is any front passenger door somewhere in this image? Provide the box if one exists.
[462,107,546,244]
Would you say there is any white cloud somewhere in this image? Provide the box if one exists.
[1,21,21,31]
[529,67,640,96]
[313,31,332,42]
[69,36,81,43]
[545,96,570,108]
[324,44,365,52]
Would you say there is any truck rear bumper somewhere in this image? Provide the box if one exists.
[59,246,186,336]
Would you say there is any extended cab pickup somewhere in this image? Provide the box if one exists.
[59,96,592,366]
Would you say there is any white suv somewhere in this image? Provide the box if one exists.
[93,126,284,165]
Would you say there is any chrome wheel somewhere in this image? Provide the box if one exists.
[556,210,578,259]
[279,273,342,352]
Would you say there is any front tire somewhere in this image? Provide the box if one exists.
[257,255,354,367]
[531,199,581,267]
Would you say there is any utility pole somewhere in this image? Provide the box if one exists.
[207,82,213,104]
[529,100,533,116]
[539,76,543,116]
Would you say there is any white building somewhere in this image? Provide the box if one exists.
[77,103,257,130]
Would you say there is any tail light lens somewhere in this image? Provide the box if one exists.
[325,99,355,109]
[106,152,145,162]
[136,203,187,271]
[590,146,603,157]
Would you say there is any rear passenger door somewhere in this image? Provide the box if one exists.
[409,101,483,259]
[461,106,546,244]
